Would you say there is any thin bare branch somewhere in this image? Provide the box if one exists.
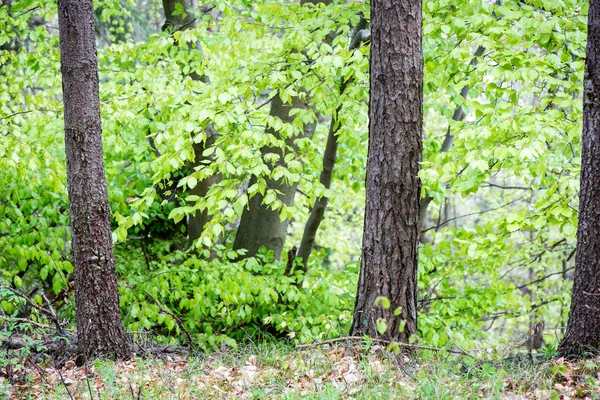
[295,336,476,359]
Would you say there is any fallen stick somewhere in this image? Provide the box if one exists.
[0,285,63,329]
[46,336,75,400]
[42,293,64,335]
[144,290,195,350]
[295,336,476,359]
[10,317,72,331]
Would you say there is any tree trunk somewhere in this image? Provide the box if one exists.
[57,0,131,361]
[159,0,220,248]
[188,127,220,247]
[418,45,484,243]
[162,0,195,29]
[558,0,600,359]
[0,1,22,54]
[234,94,316,260]
[350,0,422,342]
[295,15,369,273]
[233,0,329,260]
[294,103,341,270]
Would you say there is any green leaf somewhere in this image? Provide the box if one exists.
[374,296,390,309]
[376,318,387,335]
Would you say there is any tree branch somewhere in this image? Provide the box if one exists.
[0,109,34,121]
[423,195,526,233]
[295,336,476,359]
[0,286,66,334]
[515,266,575,290]
[145,290,195,349]
[1,286,53,318]
[482,181,533,190]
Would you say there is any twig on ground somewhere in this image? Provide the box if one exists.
[295,336,476,359]
[8,317,59,331]
[129,382,137,400]
[45,336,75,400]
[42,293,64,335]
[393,354,415,380]
[85,375,94,400]
[144,290,195,350]
[0,286,57,321]
[83,363,100,400]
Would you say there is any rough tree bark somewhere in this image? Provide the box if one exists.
[558,0,600,359]
[57,0,131,360]
[350,0,423,341]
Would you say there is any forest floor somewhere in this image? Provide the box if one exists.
[2,337,600,399]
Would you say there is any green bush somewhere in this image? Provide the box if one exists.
[117,241,357,348]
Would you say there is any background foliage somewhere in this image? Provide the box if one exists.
[0,0,588,353]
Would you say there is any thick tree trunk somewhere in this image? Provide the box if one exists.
[234,0,329,260]
[57,0,131,361]
[558,0,600,359]
[350,0,422,342]
[234,94,316,260]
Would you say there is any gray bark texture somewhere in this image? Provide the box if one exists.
[57,0,131,360]
[160,0,220,248]
[558,0,600,359]
[162,0,195,29]
[350,0,423,342]
[233,0,329,260]
[188,129,220,247]
[234,94,316,260]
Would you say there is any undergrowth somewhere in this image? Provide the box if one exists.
[3,337,599,399]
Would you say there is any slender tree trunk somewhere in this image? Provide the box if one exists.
[160,0,220,248]
[234,94,316,260]
[294,102,341,270]
[350,0,423,342]
[57,0,131,361]
[558,0,600,359]
[295,16,369,272]
[188,128,220,247]
[418,45,484,243]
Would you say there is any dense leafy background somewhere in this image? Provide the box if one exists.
[0,0,588,353]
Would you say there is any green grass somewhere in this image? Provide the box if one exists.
[3,341,600,399]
